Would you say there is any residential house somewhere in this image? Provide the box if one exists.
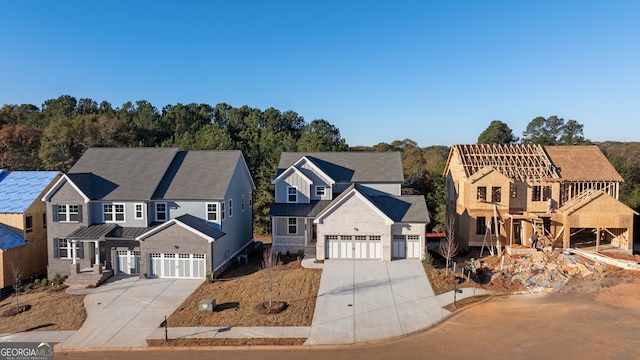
[269,152,430,261]
[42,148,255,284]
[444,144,637,253]
[0,170,60,288]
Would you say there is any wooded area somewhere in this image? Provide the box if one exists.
[1,96,639,233]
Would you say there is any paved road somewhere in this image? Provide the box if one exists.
[57,282,640,360]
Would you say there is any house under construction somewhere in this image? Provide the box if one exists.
[443,144,637,254]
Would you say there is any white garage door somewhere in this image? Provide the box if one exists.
[116,250,140,275]
[393,235,422,259]
[149,253,206,279]
[326,235,382,259]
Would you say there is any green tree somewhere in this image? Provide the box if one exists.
[42,95,77,122]
[38,118,83,171]
[297,119,348,152]
[521,116,589,145]
[0,125,43,170]
[558,119,589,145]
[478,120,518,144]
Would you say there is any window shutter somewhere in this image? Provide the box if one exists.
[77,206,82,223]
[52,204,58,222]
[53,238,60,259]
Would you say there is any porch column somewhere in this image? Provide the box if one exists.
[304,218,308,247]
[94,241,100,266]
[71,240,77,265]
[596,227,601,252]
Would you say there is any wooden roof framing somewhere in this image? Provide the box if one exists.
[453,144,560,183]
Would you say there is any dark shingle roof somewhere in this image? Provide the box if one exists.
[175,214,226,239]
[369,195,429,223]
[67,223,117,239]
[153,151,243,200]
[69,148,179,200]
[277,152,404,183]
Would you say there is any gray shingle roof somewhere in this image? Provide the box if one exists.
[175,214,226,239]
[153,150,243,200]
[69,148,179,200]
[277,152,404,183]
[369,195,430,223]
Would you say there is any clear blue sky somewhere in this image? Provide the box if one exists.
[1,1,639,147]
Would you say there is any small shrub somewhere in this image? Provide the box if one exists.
[423,249,434,265]
[33,278,41,286]
[40,278,48,287]
[18,286,26,292]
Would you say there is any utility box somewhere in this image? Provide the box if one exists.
[238,254,248,265]
[198,299,215,313]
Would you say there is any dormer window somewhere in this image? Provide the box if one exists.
[287,186,298,202]
[315,186,326,198]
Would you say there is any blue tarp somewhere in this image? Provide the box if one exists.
[0,170,59,213]
[0,223,27,251]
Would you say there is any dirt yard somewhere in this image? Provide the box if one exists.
[166,252,322,328]
[0,285,86,334]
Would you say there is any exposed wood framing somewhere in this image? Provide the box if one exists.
[454,144,560,183]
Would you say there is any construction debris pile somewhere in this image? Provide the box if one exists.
[469,249,613,292]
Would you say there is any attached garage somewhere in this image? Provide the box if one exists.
[392,235,422,259]
[325,235,382,259]
[148,253,206,279]
[115,250,140,275]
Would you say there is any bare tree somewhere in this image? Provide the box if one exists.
[7,255,24,308]
[262,246,279,308]
[439,215,458,276]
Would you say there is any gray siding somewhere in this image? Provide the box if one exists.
[275,171,311,203]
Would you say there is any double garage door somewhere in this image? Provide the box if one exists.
[326,235,382,259]
[149,253,206,279]
[392,235,421,259]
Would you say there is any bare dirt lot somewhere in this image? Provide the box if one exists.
[0,285,86,334]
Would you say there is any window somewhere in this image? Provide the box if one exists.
[241,194,246,211]
[408,235,420,241]
[326,235,339,241]
[25,216,33,233]
[42,213,47,229]
[288,218,297,234]
[510,183,518,198]
[287,186,297,202]
[249,192,253,207]
[369,235,381,241]
[476,216,487,235]
[135,204,144,220]
[492,187,502,202]
[57,204,79,222]
[57,238,82,259]
[316,186,326,197]
[229,199,233,217]
[156,203,167,221]
[532,185,552,202]
[104,203,125,222]
[477,187,487,201]
[355,235,367,241]
[207,203,218,221]
[221,201,225,220]
[341,235,353,241]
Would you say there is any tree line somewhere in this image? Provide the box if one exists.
[1,97,639,234]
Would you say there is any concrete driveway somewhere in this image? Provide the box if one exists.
[305,260,447,345]
[61,276,202,349]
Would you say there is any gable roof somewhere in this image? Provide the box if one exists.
[0,223,27,251]
[136,214,225,242]
[277,152,404,183]
[445,144,559,183]
[0,171,60,213]
[544,146,623,182]
[558,189,638,216]
[153,150,252,200]
[314,184,430,224]
[69,147,179,201]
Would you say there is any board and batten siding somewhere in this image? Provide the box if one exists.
[275,172,311,203]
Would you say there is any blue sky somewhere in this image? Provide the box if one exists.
[1,1,639,147]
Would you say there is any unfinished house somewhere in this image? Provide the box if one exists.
[444,144,637,254]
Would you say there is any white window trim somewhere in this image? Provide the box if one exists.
[155,202,168,222]
[134,203,144,220]
[221,201,225,221]
[241,194,246,211]
[287,186,298,203]
[249,192,253,207]
[103,203,126,223]
[57,204,79,223]
[229,199,233,218]
[206,202,218,222]
[58,238,81,259]
[315,185,326,198]
[288,218,297,235]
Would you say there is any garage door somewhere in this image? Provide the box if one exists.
[149,253,206,279]
[116,250,140,275]
[393,235,422,259]
[325,235,381,259]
